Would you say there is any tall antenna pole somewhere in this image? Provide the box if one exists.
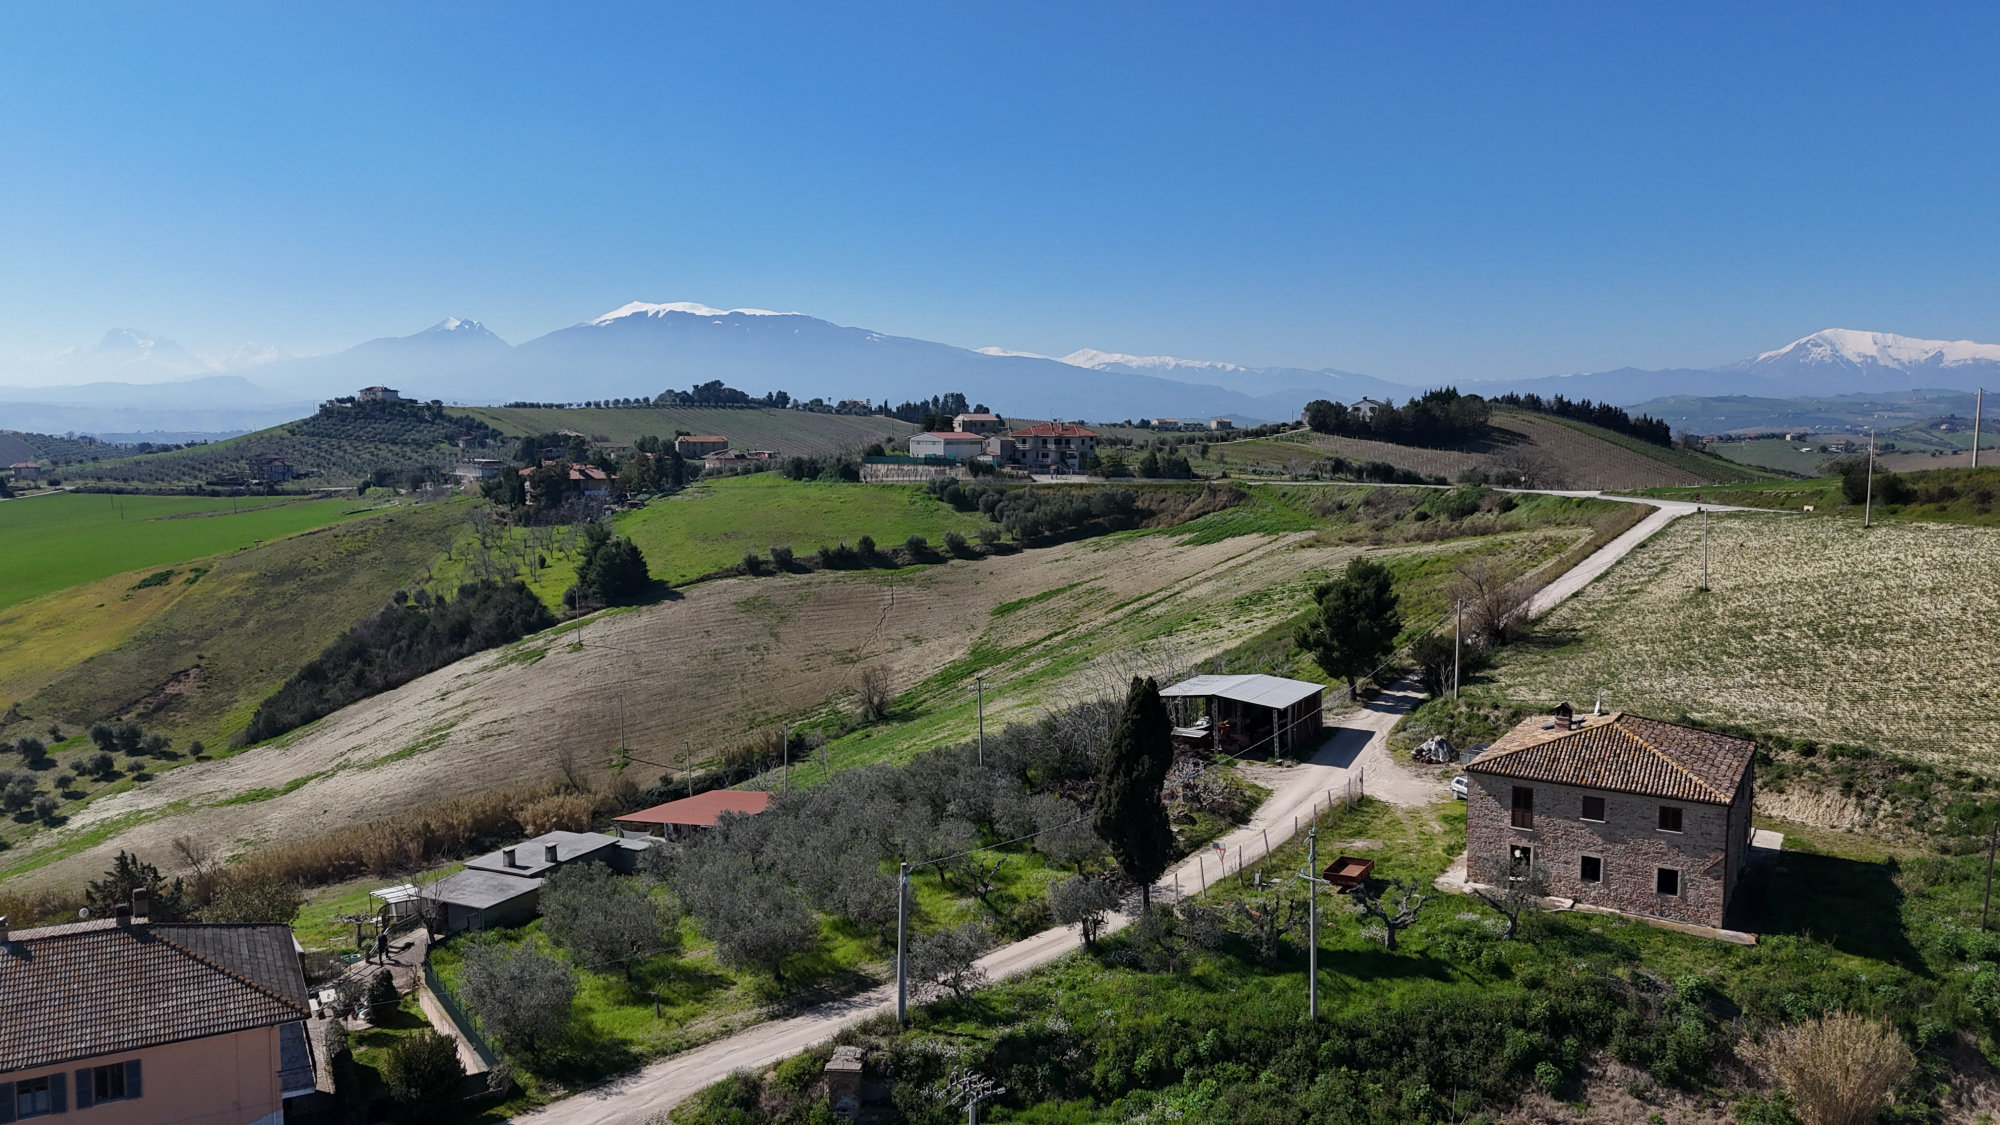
[1863,429,1876,529]
[975,674,986,767]
[783,726,790,794]
[896,862,911,1023]
[685,738,694,797]
[1975,387,1985,470]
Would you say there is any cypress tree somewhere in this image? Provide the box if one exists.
[1093,676,1177,908]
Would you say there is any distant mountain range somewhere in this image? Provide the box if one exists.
[3,309,1997,439]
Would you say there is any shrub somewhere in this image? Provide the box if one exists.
[943,530,970,556]
[457,938,575,1055]
[198,874,303,924]
[1764,1013,1913,1125]
[381,1030,465,1114]
[905,533,928,554]
[741,550,760,573]
[30,794,58,821]
[857,666,894,721]
[858,534,877,558]
[53,772,74,790]
[515,792,592,836]
[84,751,116,778]
[770,544,793,568]
[13,736,45,762]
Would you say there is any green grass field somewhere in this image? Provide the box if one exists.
[613,474,992,586]
[0,492,372,611]
[461,405,916,457]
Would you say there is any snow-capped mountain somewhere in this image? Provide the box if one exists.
[979,344,1413,409]
[1733,329,2000,381]
[7,328,292,384]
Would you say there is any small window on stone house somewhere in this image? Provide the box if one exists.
[1580,855,1602,883]
[1580,795,1606,821]
[1658,806,1684,833]
[1511,786,1534,829]
[1656,867,1681,896]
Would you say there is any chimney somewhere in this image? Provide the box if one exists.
[502,847,517,868]
[544,843,559,865]
[115,904,132,926]
[132,887,150,924]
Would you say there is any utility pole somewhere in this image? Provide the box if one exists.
[1304,824,1320,1016]
[1452,601,1462,701]
[783,726,790,794]
[1699,507,1709,591]
[974,673,986,767]
[685,739,694,797]
[1864,429,1877,529]
[896,862,911,1023]
[1975,387,1985,470]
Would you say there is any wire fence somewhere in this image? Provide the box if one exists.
[1168,769,1367,903]
[422,960,499,1069]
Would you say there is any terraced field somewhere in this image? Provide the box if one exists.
[1490,512,2000,768]
[461,405,916,456]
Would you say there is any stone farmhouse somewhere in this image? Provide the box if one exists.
[674,435,730,458]
[1464,706,1755,929]
[951,412,1005,435]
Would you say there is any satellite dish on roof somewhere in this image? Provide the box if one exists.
[78,907,91,920]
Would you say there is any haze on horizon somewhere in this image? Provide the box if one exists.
[2,2,1997,387]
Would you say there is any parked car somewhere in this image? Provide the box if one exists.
[1451,775,1468,800]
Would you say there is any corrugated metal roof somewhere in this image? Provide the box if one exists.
[1159,674,1325,710]
[1467,713,1754,805]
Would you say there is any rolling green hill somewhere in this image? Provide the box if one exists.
[461,404,916,456]
[0,492,374,611]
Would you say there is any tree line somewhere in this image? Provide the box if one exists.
[235,580,557,747]
[1302,387,1492,446]
[1490,391,1674,447]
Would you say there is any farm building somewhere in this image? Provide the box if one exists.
[675,434,730,458]
[424,829,650,933]
[613,790,774,840]
[518,462,612,500]
[908,432,987,461]
[1463,706,1756,930]
[704,448,774,471]
[1207,418,1235,431]
[1159,674,1326,756]
[8,461,41,482]
[952,412,1005,435]
[1348,397,1389,420]
[357,385,401,403]
[452,457,506,489]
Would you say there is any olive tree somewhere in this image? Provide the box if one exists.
[457,938,575,1055]
[539,862,679,976]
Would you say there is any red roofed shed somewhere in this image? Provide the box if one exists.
[613,790,773,839]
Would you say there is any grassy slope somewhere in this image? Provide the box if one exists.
[1628,465,2000,526]
[7,501,470,750]
[615,474,993,586]
[1507,410,1784,483]
[0,492,370,611]
[461,405,917,457]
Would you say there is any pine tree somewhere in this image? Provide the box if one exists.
[1294,557,1402,696]
[1093,676,1177,908]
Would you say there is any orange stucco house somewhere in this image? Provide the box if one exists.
[0,896,316,1124]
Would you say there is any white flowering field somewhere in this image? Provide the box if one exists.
[1493,512,2000,765]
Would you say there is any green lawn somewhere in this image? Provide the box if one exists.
[612,474,993,586]
[0,492,371,611]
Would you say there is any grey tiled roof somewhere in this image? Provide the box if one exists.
[1467,713,1755,805]
[425,868,545,910]
[0,920,310,1073]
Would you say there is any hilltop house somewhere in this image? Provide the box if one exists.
[908,432,987,461]
[7,462,40,483]
[244,451,292,482]
[1463,706,1756,929]
[989,422,1100,473]
[952,412,1005,435]
[675,435,730,458]
[1348,397,1389,420]
[1207,418,1235,431]
[518,462,613,501]
[0,894,318,1124]
[357,385,402,404]
[452,457,506,491]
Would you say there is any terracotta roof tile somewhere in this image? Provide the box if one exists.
[0,921,309,1072]
[1466,713,1753,805]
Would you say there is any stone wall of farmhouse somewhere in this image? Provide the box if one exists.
[1465,773,1744,928]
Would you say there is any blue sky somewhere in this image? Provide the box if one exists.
[2,2,1996,382]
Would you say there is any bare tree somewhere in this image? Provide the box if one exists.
[1351,878,1429,952]
[1452,556,1539,648]
[1490,446,1565,489]
[1471,858,1548,940]
[1229,888,1307,962]
[857,665,895,721]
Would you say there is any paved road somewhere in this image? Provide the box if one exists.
[512,490,1745,1124]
